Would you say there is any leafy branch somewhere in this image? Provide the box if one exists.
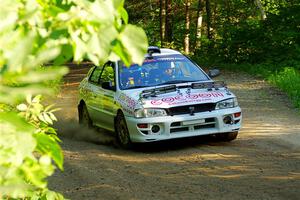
[0,0,148,199]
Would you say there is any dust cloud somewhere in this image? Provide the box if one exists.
[54,120,115,146]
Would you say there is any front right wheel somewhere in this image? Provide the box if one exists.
[115,113,133,149]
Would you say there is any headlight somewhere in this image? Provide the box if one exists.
[216,98,238,110]
[134,108,167,118]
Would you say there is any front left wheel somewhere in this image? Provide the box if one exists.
[215,131,238,142]
[78,104,93,128]
[115,113,133,149]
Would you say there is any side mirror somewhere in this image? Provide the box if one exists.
[208,69,220,78]
[101,81,115,91]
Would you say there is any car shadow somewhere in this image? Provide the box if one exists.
[131,135,232,152]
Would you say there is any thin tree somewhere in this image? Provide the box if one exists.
[205,0,212,40]
[194,0,203,50]
[165,0,173,44]
[160,0,166,47]
[255,0,267,20]
[184,0,191,54]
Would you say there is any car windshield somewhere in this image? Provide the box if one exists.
[118,54,209,90]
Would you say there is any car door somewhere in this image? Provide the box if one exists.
[84,66,103,124]
[91,62,117,131]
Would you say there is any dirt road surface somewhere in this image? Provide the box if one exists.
[49,66,300,200]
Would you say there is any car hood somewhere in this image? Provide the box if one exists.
[118,86,235,110]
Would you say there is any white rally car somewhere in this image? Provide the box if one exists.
[78,47,242,148]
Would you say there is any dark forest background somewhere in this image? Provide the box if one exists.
[125,0,300,107]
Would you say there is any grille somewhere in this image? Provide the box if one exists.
[194,124,215,130]
[170,127,189,133]
[168,103,216,116]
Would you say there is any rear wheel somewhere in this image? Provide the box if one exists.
[115,113,132,149]
[79,104,93,128]
[215,131,238,142]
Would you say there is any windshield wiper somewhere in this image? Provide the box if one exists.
[157,80,199,86]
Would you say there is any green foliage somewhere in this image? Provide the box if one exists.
[0,108,60,198]
[127,1,299,66]
[18,95,63,170]
[269,67,300,108]
[193,4,300,66]
[0,0,148,199]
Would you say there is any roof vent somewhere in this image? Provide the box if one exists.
[147,46,161,55]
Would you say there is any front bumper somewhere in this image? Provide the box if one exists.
[125,107,242,143]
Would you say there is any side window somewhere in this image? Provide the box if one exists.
[89,67,102,84]
[99,62,115,86]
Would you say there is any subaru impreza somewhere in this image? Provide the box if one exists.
[78,47,242,148]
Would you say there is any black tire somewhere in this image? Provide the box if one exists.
[79,104,93,128]
[115,113,132,149]
[215,131,238,142]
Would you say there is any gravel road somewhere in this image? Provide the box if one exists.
[49,66,300,200]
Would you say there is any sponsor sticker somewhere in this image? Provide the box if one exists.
[150,92,224,105]
[162,97,175,103]
[117,93,137,110]
[151,100,163,105]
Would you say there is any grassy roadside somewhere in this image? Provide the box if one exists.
[269,68,300,108]
[216,63,300,109]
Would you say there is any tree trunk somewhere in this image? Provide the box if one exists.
[165,0,173,44]
[194,0,203,50]
[205,0,211,40]
[160,0,166,47]
[184,0,191,54]
[255,0,267,20]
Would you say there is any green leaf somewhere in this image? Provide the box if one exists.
[111,40,131,66]
[30,46,61,68]
[53,44,73,65]
[71,33,87,62]
[120,25,148,66]
[38,114,47,124]
[48,112,57,122]
[0,183,33,199]
[44,190,65,200]
[112,0,124,9]
[43,113,53,125]
[32,95,42,103]
[0,112,35,133]
[17,103,28,111]
[0,84,54,104]
[26,94,32,104]
[0,112,36,165]
[89,0,115,23]
[48,4,66,16]
[119,7,128,24]
[44,104,55,112]
[21,157,51,188]
[6,32,35,72]
[16,67,68,84]
[45,127,58,135]
[34,133,64,170]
